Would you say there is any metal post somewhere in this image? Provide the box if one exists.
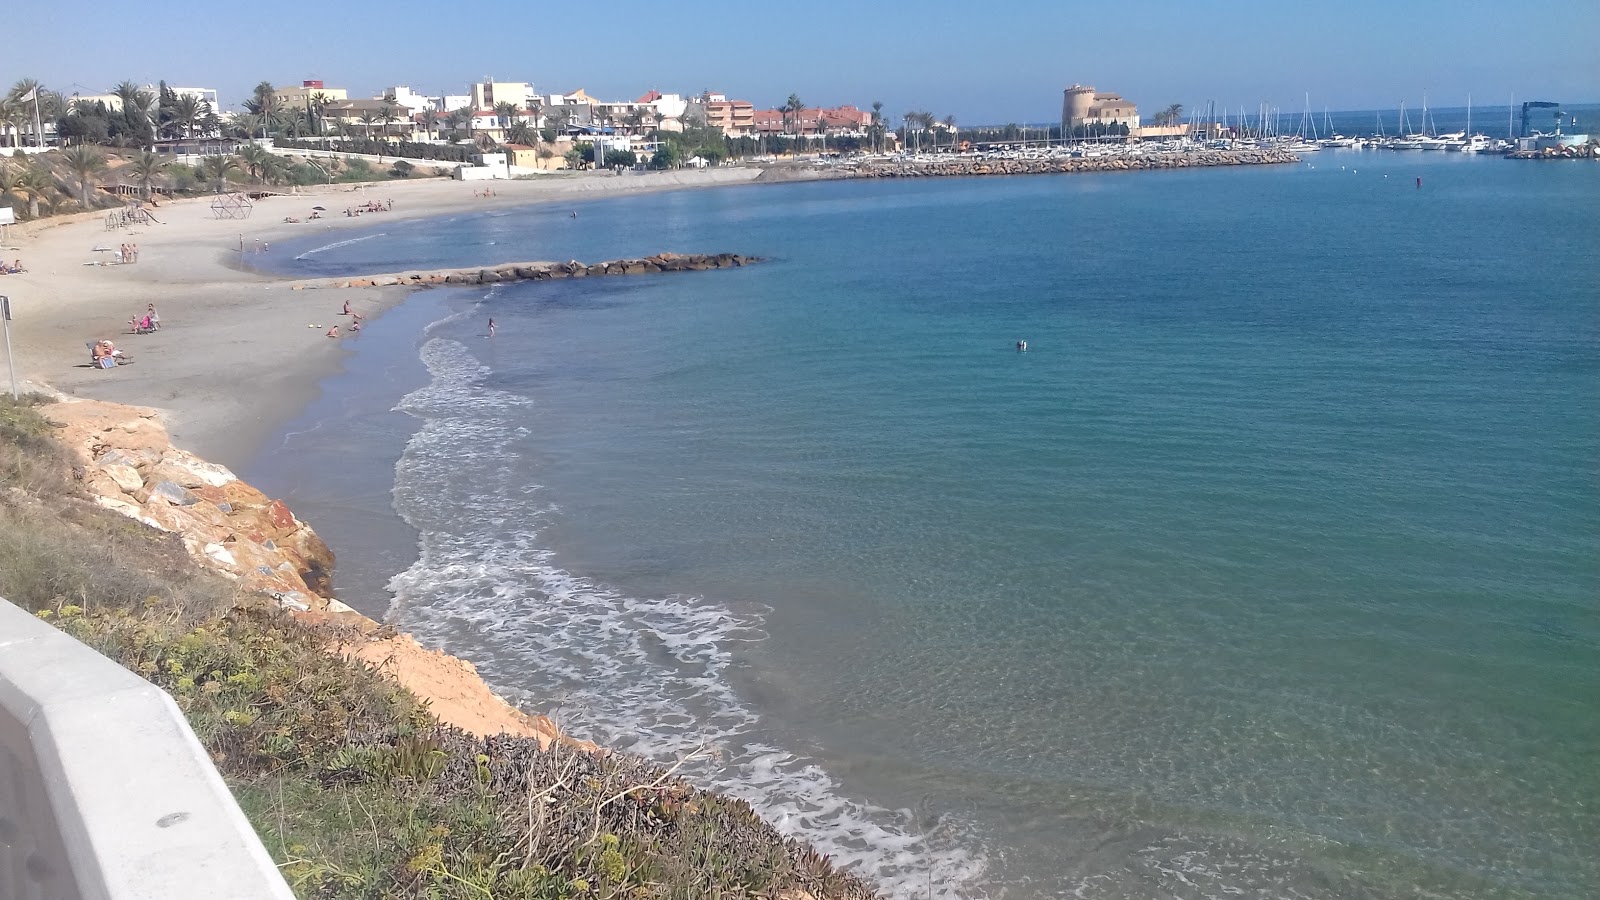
[2,296,16,400]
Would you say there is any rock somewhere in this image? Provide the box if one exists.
[95,448,143,468]
[478,269,501,283]
[150,480,199,506]
[151,450,236,488]
[190,480,270,510]
[93,494,144,519]
[100,462,144,493]
[266,499,296,531]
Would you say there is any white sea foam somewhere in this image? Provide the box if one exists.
[294,232,387,259]
[387,337,988,898]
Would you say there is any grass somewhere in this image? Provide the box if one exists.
[0,395,878,900]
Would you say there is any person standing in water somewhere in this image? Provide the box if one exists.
[488,318,496,337]
[1016,340,1028,352]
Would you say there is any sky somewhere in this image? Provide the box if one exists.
[9,0,1597,123]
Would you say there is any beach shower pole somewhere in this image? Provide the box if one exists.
[1,295,16,400]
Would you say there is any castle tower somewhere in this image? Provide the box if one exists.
[1063,84,1097,130]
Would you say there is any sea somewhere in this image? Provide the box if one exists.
[247,149,1599,899]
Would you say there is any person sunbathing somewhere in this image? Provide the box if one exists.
[92,340,131,367]
[325,325,340,338]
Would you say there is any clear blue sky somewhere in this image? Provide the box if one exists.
[10,0,1597,123]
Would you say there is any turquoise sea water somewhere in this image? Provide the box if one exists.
[258,153,1599,898]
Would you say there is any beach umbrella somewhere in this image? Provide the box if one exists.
[311,206,326,211]
[92,244,113,252]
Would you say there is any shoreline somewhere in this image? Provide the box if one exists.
[2,166,765,469]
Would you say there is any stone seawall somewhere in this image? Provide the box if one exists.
[292,252,759,291]
[764,148,1299,182]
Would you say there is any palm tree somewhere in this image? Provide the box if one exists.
[493,101,518,132]
[377,103,399,139]
[61,145,107,207]
[128,150,165,199]
[420,108,438,142]
[243,82,281,138]
[198,154,239,192]
[238,144,272,182]
[506,121,536,146]
[170,93,201,138]
[944,115,957,152]
[233,114,260,140]
[305,93,335,143]
[358,111,377,140]
[0,98,20,148]
[16,165,52,217]
[1156,103,1184,127]
[785,94,805,140]
[0,164,21,207]
[870,101,884,153]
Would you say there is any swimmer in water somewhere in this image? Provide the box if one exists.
[1016,340,1028,352]
[488,318,496,337]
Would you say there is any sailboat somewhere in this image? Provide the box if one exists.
[1317,106,1358,147]
[1390,101,1424,149]
[1450,94,1491,152]
[1416,93,1455,149]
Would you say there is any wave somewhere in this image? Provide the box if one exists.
[386,337,987,898]
[294,232,387,259]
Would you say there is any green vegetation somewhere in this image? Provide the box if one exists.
[0,394,877,900]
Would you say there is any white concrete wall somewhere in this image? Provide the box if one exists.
[0,599,295,900]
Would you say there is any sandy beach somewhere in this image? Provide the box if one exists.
[0,166,763,467]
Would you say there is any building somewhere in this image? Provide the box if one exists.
[470,80,537,112]
[321,98,416,138]
[379,86,437,116]
[704,93,756,135]
[502,143,566,170]
[275,80,348,108]
[1061,84,1139,132]
[752,105,873,137]
[66,85,218,115]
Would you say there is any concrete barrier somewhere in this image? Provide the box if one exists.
[0,599,294,900]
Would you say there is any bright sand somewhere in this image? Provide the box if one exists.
[0,167,761,467]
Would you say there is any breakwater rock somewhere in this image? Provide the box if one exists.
[295,252,760,291]
[770,148,1299,181]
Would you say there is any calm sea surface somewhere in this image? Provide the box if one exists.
[254,152,1599,898]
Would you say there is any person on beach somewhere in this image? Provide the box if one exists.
[487,318,496,337]
[342,299,352,316]
[93,340,131,366]
[325,325,339,338]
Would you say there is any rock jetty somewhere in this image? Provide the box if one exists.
[294,252,759,291]
[779,148,1299,181]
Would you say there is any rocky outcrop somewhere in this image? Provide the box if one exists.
[43,396,587,751]
[48,400,335,608]
[761,148,1300,181]
[293,252,760,291]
